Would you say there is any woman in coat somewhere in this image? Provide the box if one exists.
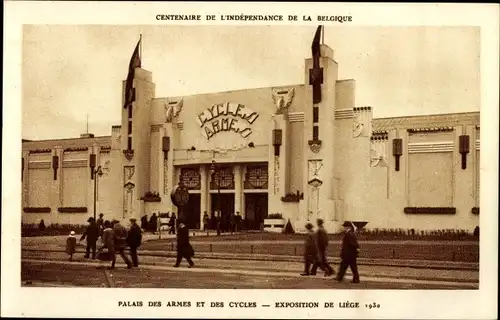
[173,218,194,268]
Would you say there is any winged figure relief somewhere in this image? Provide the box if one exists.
[272,88,295,113]
[370,142,388,167]
[164,99,183,123]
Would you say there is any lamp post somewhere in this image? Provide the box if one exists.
[93,165,104,221]
[210,160,221,236]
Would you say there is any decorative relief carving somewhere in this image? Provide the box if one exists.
[272,88,295,114]
[307,159,324,189]
[124,166,135,182]
[165,99,183,123]
[352,107,371,138]
[370,141,388,167]
[274,156,280,194]
[163,158,168,195]
[308,140,322,153]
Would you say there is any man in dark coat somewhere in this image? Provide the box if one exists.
[140,214,148,231]
[202,212,209,231]
[336,221,360,283]
[168,213,177,235]
[96,213,104,238]
[111,219,133,269]
[127,218,142,268]
[173,218,194,268]
[310,218,334,276]
[80,217,99,259]
[149,213,158,233]
[300,223,317,276]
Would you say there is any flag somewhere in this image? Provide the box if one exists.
[123,39,141,109]
[310,26,323,104]
[311,25,322,64]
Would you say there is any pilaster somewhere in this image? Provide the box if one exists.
[200,165,208,229]
[234,164,243,217]
[164,122,176,213]
[22,150,30,207]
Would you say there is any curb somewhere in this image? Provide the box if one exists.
[22,248,479,271]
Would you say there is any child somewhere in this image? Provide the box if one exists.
[66,231,77,261]
[300,223,317,276]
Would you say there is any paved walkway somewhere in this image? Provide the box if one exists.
[21,250,479,284]
[21,259,478,289]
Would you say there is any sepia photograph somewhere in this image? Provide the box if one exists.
[2,2,498,319]
[20,25,480,290]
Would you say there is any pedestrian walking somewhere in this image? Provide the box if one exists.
[140,214,148,231]
[110,219,133,269]
[149,213,158,234]
[235,212,242,232]
[127,218,142,268]
[96,213,104,238]
[173,219,195,268]
[65,231,77,261]
[203,212,209,232]
[168,213,176,235]
[80,217,99,259]
[300,223,317,276]
[310,218,335,276]
[336,221,360,283]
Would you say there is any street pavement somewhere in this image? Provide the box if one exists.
[21,259,478,289]
[20,233,479,289]
[21,250,479,289]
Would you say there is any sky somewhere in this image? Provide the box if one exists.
[22,25,480,140]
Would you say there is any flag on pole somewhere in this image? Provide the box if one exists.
[310,26,323,104]
[123,39,142,109]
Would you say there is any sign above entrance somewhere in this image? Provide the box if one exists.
[196,103,259,140]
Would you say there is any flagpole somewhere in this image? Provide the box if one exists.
[140,34,143,66]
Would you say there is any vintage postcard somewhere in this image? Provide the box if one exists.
[2,2,499,319]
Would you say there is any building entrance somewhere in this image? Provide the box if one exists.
[183,194,201,230]
[210,193,234,232]
[244,193,268,230]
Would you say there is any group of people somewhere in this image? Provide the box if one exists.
[202,211,243,234]
[65,214,143,269]
[302,219,360,283]
[141,212,177,234]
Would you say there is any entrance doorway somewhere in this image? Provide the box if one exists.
[183,194,201,230]
[244,193,268,230]
[211,193,234,231]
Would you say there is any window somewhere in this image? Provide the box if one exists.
[313,125,319,140]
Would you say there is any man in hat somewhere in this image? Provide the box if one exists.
[111,219,132,269]
[96,213,105,238]
[127,218,142,267]
[310,218,335,276]
[336,221,360,283]
[300,223,317,276]
[173,218,195,268]
[80,217,99,259]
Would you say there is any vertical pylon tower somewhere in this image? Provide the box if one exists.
[302,26,340,232]
[120,37,156,221]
